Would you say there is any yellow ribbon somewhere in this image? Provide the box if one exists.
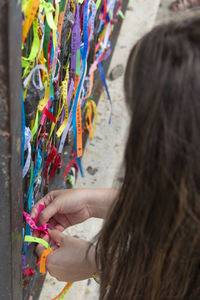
[56,63,70,138]
[84,100,98,139]
[46,92,64,146]
[38,67,52,111]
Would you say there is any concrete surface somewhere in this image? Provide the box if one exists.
[39,0,166,299]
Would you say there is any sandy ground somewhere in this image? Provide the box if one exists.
[38,0,200,299]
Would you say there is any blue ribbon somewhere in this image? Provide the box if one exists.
[98,62,112,124]
[49,37,54,106]
[27,148,43,213]
[72,57,86,178]
[22,228,27,256]
[21,89,25,167]
[72,2,89,178]
[82,0,88,60]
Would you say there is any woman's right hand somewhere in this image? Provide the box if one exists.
[31,188,118,231]
[36,229,97,282]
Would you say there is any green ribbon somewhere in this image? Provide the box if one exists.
[24,235,51,249]
[31,110,39,138]
[22,18,40,78]
[39,0,57,31]
[43,0,54,60]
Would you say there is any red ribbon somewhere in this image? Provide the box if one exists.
[45,146,57,184]
[42,107,56,123]
[49,153,63,180]
[63,151,79,179]
[24,268,34,277]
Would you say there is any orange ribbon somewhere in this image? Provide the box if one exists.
[22,0,40,44]
[52,282,73,300]
[76,98,83,158]
[40,248,52,274]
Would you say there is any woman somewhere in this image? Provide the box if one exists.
[170,0,200,11]
[32,17,200,299]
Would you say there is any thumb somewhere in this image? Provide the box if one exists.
[36,244,46,258]
[48,229,65,245]
[39,201,58,225]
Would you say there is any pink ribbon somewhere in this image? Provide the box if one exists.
[23,204,55,235]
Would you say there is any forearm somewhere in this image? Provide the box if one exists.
[86,188,119,219]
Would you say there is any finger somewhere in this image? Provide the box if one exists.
[35,234,50,257]
[31,199,48,219]
[39,201,59,225]
[49,218,65,231]
[31,201,43,219]
[35,243,46,258]
[32,230,40,238]
[51,244,59,251]
[48,189,66,198]
[48,229,65,245]
[55,223,65,232]
[53,213,71,228]
[31,190,60,219]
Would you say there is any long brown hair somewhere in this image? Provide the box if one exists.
[97,17,200,299]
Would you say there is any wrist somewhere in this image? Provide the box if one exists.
[86,189,119,219]
[89,244,100,283]
[87,243,98,276]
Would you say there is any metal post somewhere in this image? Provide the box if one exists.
[0,0,22,299]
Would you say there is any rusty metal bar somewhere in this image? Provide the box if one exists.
[0,1,12,298]
[8,0,23,299]
[0,0,22,299]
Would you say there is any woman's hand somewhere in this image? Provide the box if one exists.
[31,188,118,231]
[31,189,92,232]
[36,229,97,282]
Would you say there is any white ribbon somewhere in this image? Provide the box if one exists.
[88,0,97,42]
[58,103,74,154]
[23,127,32,178]
[23,64,48,90]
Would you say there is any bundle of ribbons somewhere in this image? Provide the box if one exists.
[22,0,124,298]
